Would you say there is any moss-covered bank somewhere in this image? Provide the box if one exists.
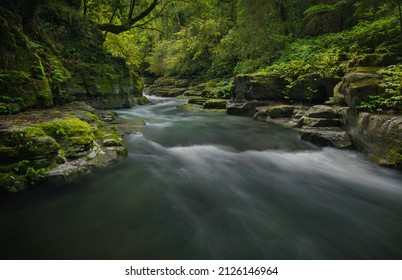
[0,102,128,192]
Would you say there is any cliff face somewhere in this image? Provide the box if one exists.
[0,0,145,192]
[0,0,143,114]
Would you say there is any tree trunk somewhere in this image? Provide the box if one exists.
[83,0,88,16]
[398,1,402,44]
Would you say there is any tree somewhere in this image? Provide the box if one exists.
[93,0,165,35]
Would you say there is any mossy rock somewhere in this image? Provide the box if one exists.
[0,71,53,111]
[233,73,286,101]
[178,104,201,111]
[135,96,149,105]
[387,148,402,168]
[188,98,207,105]
[352,53,402,67]
[148,87,186,97]
[268,105,299,119]
[0,173,27,193]
[203,99,227,109]
[339,73,386,108]
[333,81,346,105]
[184,89,204,97]
[287,73,340,104]
[36,116,95,158]
[0,126,60,164]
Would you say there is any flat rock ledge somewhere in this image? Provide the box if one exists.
[299,127,353,149]
[254,104,354,149]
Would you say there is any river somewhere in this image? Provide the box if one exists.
[1,95,402,259]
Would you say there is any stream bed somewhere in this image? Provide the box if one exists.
[1,96,402,259]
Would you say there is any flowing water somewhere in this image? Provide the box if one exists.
[1,96,402,260]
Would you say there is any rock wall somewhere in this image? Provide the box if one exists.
[340,108,402,168]
[0,1,143,114]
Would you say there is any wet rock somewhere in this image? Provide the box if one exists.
[338,72,385,108]
[203,99,227,109]
[287,73,339,104]
[333,82,347,105]
[103,138,123,147]
[255,105,301,119]
[232,74,285,101]
[305,105,338,118]
[300,128,353,149]
[188,98,208,105]
[340,108,402,169]
[227,101,268,116]
[0,103,128,192]
[302,117,341,128]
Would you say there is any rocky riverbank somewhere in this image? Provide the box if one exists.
[144,66,401,170]
[226,62,402,170]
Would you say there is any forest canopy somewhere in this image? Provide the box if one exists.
[78,0,402,78]
[2,0,401,78]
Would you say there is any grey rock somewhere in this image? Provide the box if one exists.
[300,128,353,149]
[305,105,338,118]
[303,117,341,128]
[227,101,268,116]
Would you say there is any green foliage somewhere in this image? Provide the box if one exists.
[378,64,402,95]
[13,160,31,173]
[357,95,387,112]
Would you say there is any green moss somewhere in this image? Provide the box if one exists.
[0,173,27,193]
[188,98,207,105]
[136,96,149,105]
[93,121,124,147]
[387,148,402,167]
[0,146,19,161]
[38,117,93,138]
[131,71,144,94]
[179,104,202,111]
[0,126,60,176]
[36,116,94,158]
[202,79,233,99]
[203,99,227,109]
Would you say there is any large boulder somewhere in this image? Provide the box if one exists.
[338,73,385,108]
[288,73,339,104]
[232,74,286,101]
